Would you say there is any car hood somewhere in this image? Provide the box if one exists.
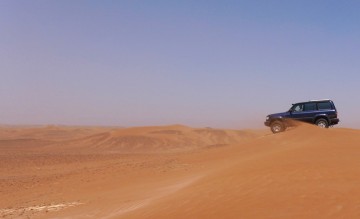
[268,111,290,118]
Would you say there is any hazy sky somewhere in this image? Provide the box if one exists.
[1,1,360,129]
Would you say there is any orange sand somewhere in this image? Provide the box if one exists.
[1,124,360,218]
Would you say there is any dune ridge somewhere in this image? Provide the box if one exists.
[37,125,260,154]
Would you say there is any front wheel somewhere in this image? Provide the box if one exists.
[270,121,285,134]
[316,118,329,128]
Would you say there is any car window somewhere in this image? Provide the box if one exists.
[292,104,303,112]
[304,103,317,111]
[317,102,332,110]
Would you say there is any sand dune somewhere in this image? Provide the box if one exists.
[45,125,259,154]
[1,124,360,218]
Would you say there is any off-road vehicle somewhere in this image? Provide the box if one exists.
[264,99,339,133]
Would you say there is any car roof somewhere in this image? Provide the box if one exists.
[292,99,333,105]
[308,99,332,102]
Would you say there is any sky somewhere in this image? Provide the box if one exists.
[1,0,360,129]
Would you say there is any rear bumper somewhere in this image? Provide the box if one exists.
[330,118,339,125]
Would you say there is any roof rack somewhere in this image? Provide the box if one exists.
[309,99,331,102]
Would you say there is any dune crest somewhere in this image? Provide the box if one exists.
[40,125,260,154]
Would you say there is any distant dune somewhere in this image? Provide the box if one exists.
[1,124,360,218]
[44,125,261,154]
[0,125,261,154]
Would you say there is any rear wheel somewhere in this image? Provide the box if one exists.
[316,118,329,128]
[270,121,285,134]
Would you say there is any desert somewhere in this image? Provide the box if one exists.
[1,124,360,218]
[3,1,360,218]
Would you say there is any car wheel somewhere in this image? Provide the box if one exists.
[270,121,285,134]
[316,118,329,128]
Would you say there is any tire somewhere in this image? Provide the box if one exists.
[315,118,329,128]
[270,121,285,134]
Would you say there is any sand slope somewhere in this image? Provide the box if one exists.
[1,125,360,218]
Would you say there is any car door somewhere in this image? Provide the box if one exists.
[290,103,317,123]
[289,103,307,122]
[302,102,318,123]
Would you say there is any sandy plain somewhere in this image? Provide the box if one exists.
[1,124,360,218]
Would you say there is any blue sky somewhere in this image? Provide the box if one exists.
[1,1,360,128]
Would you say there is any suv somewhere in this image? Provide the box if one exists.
[264,99,339,133]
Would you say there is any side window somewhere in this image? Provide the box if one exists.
[304,103,316,111]
[317,102,332,110]
[293,104,303,112]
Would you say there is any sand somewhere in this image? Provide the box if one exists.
[1,124,360,218]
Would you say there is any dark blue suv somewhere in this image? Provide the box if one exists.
[264,99,339,133]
